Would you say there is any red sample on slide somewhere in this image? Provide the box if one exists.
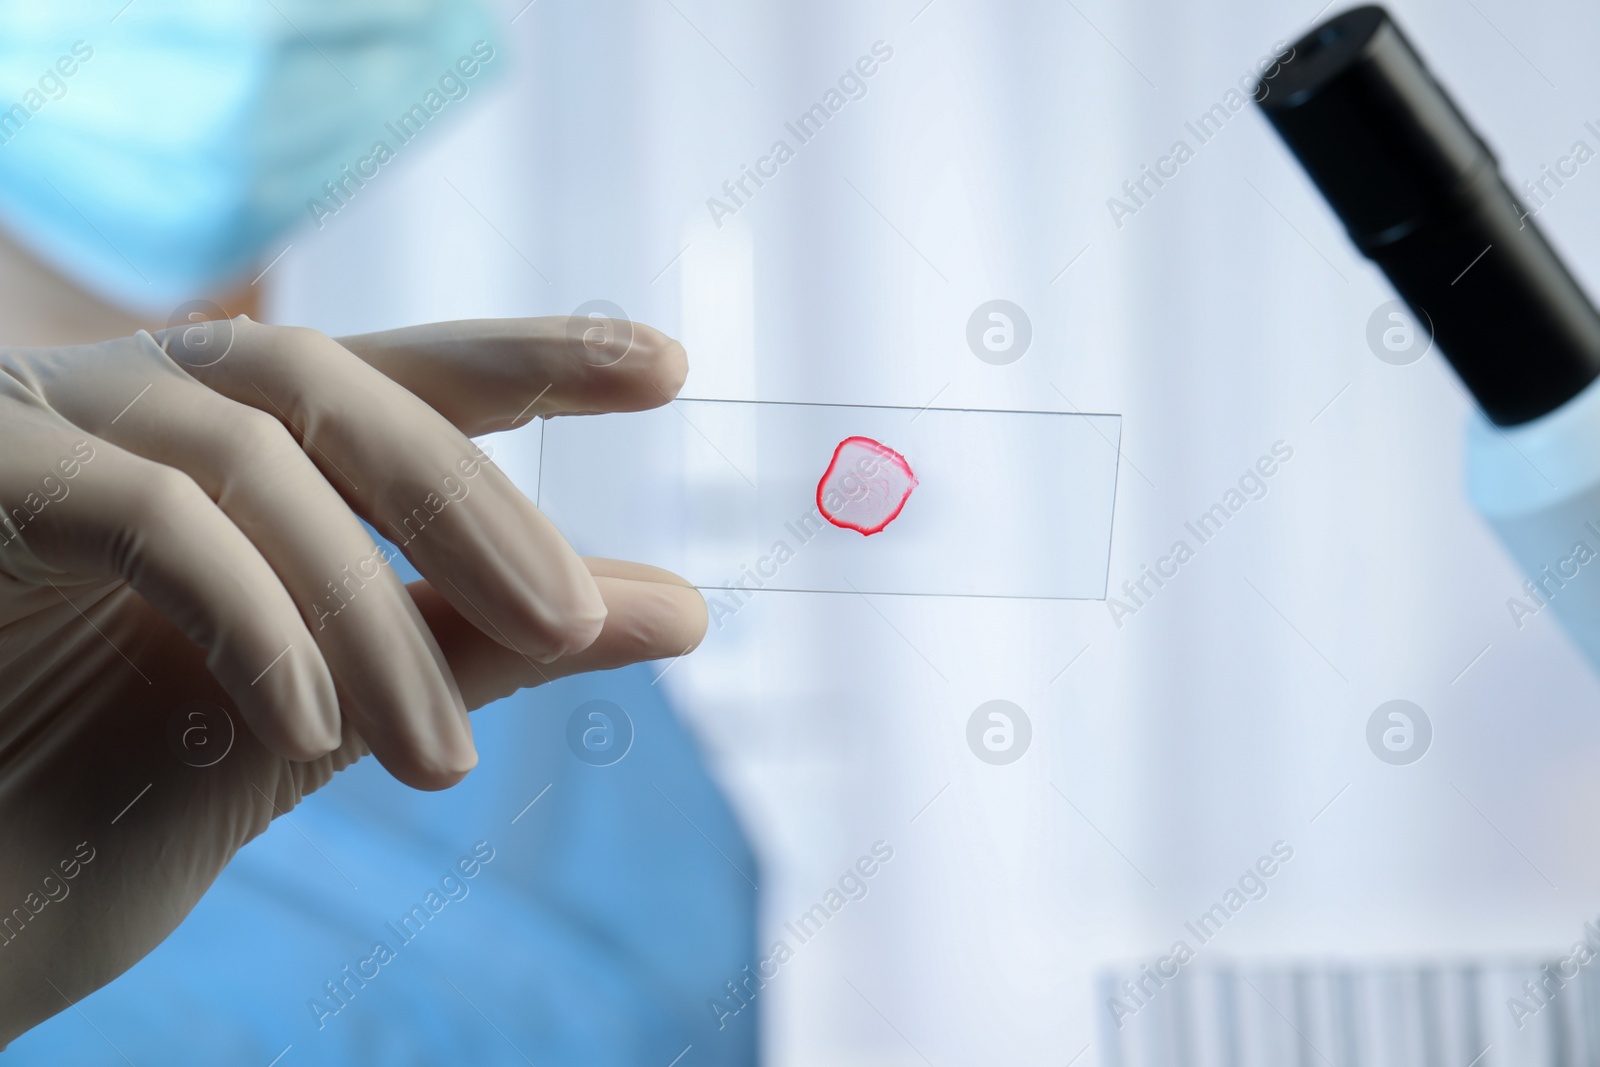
[816,436,918,535]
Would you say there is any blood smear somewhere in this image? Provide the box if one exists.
[816,436,918,536]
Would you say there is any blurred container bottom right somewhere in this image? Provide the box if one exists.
[1099,954,1600,1067]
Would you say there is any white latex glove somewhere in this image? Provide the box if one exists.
[0,316,708,1045]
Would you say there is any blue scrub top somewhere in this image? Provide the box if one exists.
[7,550,761,1065]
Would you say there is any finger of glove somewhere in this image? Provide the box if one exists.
[334,317,689,435]
[157,318,606,665]
[408,557,708,710]
[0,395,339,761]
[22,335,475,789]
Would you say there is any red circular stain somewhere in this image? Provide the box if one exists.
[816,435,919,536]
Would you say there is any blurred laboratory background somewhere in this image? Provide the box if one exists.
[9,0,1600,1063]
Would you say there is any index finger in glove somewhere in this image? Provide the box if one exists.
[334,316,689,435]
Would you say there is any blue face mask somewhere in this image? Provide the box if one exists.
[0,0,499,312]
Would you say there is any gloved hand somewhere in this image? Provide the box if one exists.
[0,316,708,1045]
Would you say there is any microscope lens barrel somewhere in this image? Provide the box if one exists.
[1258,5,1600,425]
